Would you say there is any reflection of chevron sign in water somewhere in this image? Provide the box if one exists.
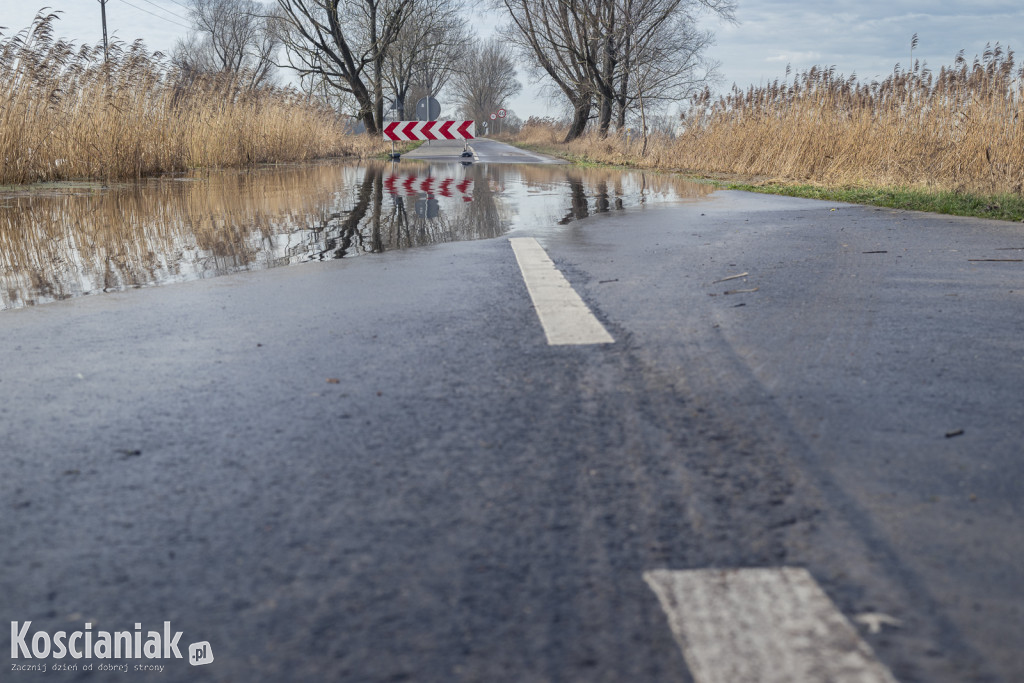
[383,120,475,141]
[384,174,474,200]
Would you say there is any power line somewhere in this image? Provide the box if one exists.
[133,0,191,23]
[114,0,193,30]
[163,0,193,13]
[118,0,192,28]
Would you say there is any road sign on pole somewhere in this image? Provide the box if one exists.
[383,120,475,141]
[416,97,441,121]
[497,108,507,118]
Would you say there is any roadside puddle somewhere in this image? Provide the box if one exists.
[0,160,710,310]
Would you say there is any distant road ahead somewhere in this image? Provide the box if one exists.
[404,137,566,164]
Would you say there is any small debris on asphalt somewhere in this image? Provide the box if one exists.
[968,258,1022,262]
[598,278,619,284]
[724,287,759,295]
[117,449,142,457]
[326,378,340,384]
[945,429,965,438]
[713,272,748,283]
[862,250,888,254]
[854,613,902,634]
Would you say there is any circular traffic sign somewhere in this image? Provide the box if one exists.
[490,113,497,120]
[498,108,507,118]
[416,96,441,121]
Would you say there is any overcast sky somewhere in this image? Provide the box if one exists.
[3,1,1022,120]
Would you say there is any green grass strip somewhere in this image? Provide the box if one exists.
[375,140,424,159]
[725,183,1024,222]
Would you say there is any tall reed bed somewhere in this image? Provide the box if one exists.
[521,46,1024,196]
[0,13,385,184]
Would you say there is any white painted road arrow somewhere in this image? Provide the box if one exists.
[644,568,900,683]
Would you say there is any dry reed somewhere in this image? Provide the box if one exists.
[518,46,1024,196]
[0,12,387,184]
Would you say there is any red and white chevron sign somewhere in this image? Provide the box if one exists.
[384,173,474,199]
[383,120,475,141]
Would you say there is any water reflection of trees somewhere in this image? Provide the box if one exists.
[0,160,712,310]
[482,163,711,228]
[307,163,507,260]
[0,162,501,309]
[1,163,350,308]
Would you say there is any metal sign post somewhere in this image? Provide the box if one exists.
[388,99,401,160]
[416,96,441,147]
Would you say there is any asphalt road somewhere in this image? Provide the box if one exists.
[2,146,1022,682]
[404,137,567,164]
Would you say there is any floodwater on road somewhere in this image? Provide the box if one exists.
[0,159,711,310]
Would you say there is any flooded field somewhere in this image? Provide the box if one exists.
[0,160,711,310]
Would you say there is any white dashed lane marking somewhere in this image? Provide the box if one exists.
[509,237,614,346]
[644,567,900,683]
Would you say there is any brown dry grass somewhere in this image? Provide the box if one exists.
[0,13,387,184]
[518,46,1024,196]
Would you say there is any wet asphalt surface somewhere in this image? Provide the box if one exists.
[1,142,1023,682]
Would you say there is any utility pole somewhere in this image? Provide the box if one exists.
[98,0,109,63]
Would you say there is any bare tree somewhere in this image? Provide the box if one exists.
[497,0,735,140]
[610,0,724,129]
[449,38,522,126]
[498,0,594,142]
[276,0,414,134]
[383,0,469,119]
[172,0,283,87]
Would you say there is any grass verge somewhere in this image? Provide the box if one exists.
[721,183,1024,222]
[506,142,635,170]
[377,141,424,159]
[514,41,1024,223]
[514,141,1024,223]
